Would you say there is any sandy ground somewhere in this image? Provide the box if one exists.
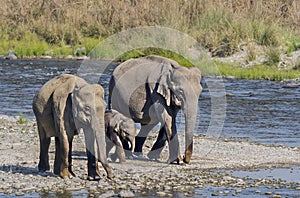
[0,115,299,197]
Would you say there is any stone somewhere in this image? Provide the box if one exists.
[99,191,115,198]
[118,190,135,197]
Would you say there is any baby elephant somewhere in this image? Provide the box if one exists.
[33,74,112,180]
[105,110,136,163]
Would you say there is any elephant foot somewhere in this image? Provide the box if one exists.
[87,163,102,181]
[38,162,50,172]
[104,166,113,180]
[111,153,126,163]
[110,154,117,162]
[147,151,161,161]
[133,152,144,159]
[87,175,101,181]
[54,168,60,176]
[168,157,184,165]
[68,168,76,177]
[60,168,73,179]
[87,169,101,181]
[183,155,191,164]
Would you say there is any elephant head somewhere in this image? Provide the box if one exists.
[72,82,113,179]
[153,58,202,163]
[105,109,136,162]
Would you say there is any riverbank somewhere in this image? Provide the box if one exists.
[0,115,299,197]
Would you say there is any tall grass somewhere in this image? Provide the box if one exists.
[0,0,299,57]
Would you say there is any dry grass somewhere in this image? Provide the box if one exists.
[0,0,299,57]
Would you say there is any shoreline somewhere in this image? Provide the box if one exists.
[1,57,299,82]
[0,115,299,196]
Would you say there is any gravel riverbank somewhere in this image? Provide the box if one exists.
[0,115,299,197]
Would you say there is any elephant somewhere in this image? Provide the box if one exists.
[105,109,136,163]
[108,55,202,164]
[32,74,113,180]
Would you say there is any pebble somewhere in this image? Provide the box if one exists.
[157,191,168,197]
[118,190,135,197]
[15,191,25,196]
[100,190,115,198]
[272,195,282,198]
[265,191,273,195]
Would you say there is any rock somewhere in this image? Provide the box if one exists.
[163,185,172,191]
[226,93,234,97]
[100,190,115,198]
[76,55,89,60]
[15,191,25,196]
[118,190,135,197]
[65,55,74,60]
[282,83,300,88]
[40,55,52,59]
[272,195,282,198]
[157,191,168,197]
[7,50,17,60]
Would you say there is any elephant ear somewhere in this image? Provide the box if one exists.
[110,111,122,135]
[172,94,182,106]
[52,75,76,130]
[156,65,172,106]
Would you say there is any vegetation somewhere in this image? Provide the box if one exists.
[16,112,29,124]
[0,0,299,80]
[216,62,299,81]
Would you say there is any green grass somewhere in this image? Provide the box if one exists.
[216,62,300,81]
[16,112,28,124]
[117,48,300,81]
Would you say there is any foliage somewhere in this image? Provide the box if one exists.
[16,112,28,124]
[216,62,300,81]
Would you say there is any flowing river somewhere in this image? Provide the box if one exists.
[0,59,299,197]
[0,59,299,147]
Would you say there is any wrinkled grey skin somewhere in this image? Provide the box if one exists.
[109,55,202,164]
[105,109,136,163]
[32,74,112,180]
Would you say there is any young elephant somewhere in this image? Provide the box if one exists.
[105,110,136,163]
[32,74,112,180]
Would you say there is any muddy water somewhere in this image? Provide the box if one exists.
[0,59,299,147]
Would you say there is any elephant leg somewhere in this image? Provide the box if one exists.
[134,123,156,156]
[38,125,51,172]
[86,149,101,181]
[68,136,75,177]
[98,150,113,179]
[106,138,114,158]
[147,127,167,160]
[59,131,72,178]
[54,137,61,175]
[114,136,126,163]
[168,116,182,164]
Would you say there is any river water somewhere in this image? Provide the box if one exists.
[0,59,299,197]
[0,59,299,147]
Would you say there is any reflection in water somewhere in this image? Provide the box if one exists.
[0,60,299,147]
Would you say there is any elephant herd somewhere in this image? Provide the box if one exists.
[32,55,202,180]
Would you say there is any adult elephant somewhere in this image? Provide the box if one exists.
[33,74,112,180]
[109,55,202,164]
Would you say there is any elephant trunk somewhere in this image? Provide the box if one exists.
[92,113,113,178]
[183,99,198,164]
[129,135,135,154]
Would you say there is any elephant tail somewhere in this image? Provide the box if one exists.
[108,75,115,110]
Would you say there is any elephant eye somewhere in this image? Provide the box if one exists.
[84,106,91,114]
